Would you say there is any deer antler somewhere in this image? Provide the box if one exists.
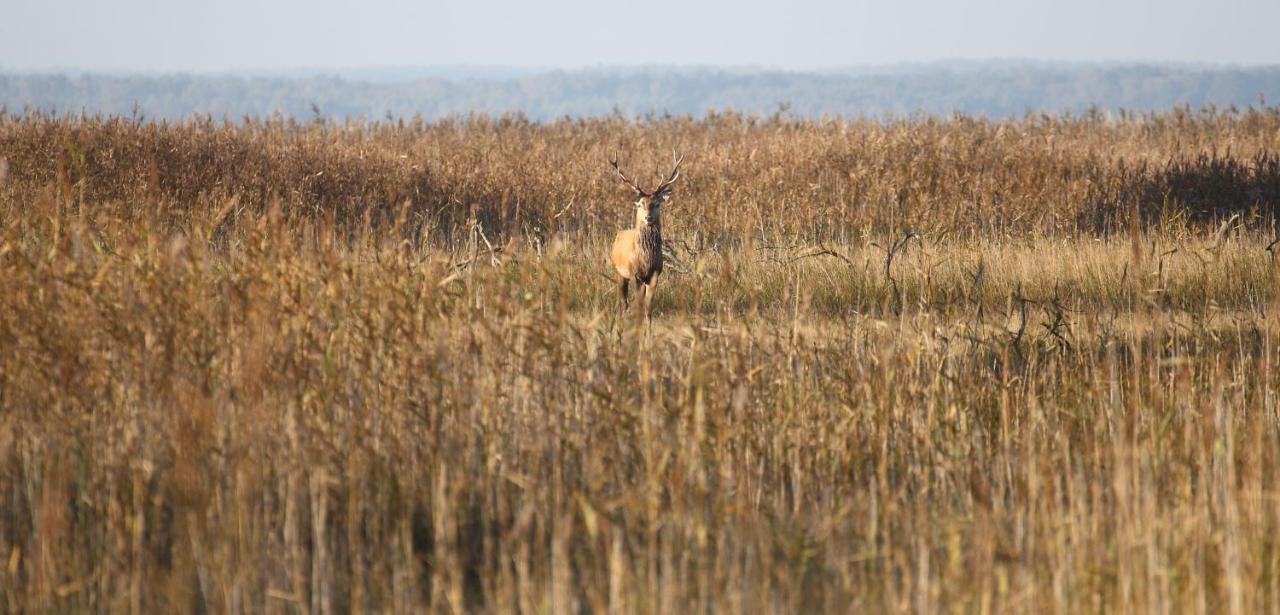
[652,151,685,196]
[609,152,648,196]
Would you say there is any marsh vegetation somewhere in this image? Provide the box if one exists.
[2,108,1280,612]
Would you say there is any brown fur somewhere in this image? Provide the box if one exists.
[611,221,664,317]
[611,227,663,283]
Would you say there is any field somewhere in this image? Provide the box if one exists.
[3,107,1280,612]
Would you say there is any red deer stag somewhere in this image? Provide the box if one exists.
[608,151,684,321]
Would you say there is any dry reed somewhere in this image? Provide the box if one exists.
[2,109,1280,612]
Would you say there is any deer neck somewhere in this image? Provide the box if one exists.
[635,218,661,245]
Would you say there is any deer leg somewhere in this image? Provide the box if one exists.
[644,273,659,320]
[619,277,631,313]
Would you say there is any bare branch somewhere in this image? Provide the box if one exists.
[784,245,854,266]
[883,230,917,315]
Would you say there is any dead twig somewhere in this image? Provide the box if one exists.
[878,230,919,315]
[784,244,854,266]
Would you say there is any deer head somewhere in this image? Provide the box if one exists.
[610,151,684,228]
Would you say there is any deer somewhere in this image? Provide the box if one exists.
[608,151,684,322]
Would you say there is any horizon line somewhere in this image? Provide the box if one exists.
[4,58,1280,80]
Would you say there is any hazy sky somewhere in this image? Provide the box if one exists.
[3,0,1278,72]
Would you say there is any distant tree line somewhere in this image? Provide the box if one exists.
[2,63,1278,121]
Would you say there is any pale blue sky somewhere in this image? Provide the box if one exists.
[2,0,1277,71]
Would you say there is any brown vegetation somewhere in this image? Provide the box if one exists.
[2,109,1280,612]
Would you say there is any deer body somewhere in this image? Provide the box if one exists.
[607,152,683,319]
[611,216,663,284]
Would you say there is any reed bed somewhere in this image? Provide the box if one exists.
[2,110,1280,612]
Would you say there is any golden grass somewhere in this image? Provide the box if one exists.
[2,110,1280,612]
[3,106,1280,241]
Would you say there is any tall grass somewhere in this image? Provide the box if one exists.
[4,106,1280,242]
[2,109,1280,612]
